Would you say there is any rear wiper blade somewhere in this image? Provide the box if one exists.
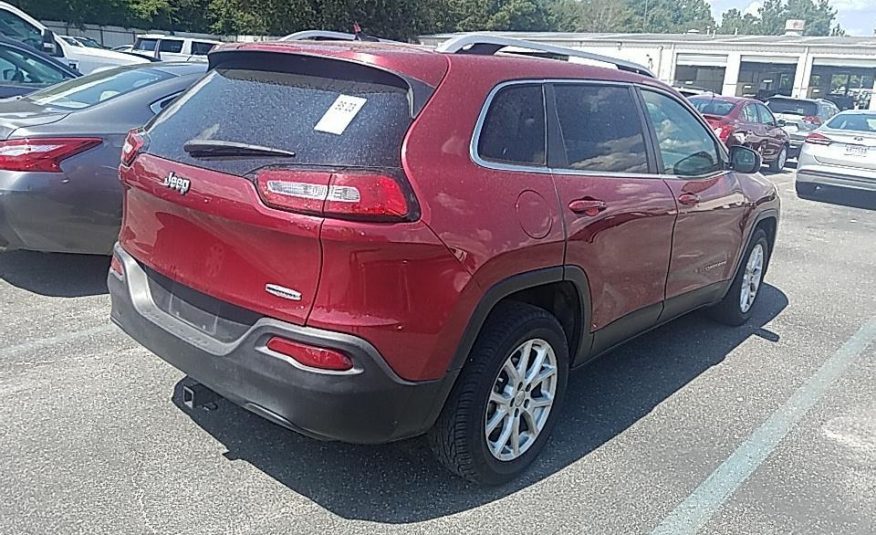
[183,139,296,159]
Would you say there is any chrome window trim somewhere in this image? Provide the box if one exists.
[470,79,732,181]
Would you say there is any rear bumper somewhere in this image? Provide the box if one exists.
[796,165,876,192]
[0,171,120,255]
[108,245,454,444]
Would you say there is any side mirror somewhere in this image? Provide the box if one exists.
[776,118,786,127]
[729,145,761,174]
[41,29,59,56]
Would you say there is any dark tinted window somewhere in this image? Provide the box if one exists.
[690,97,735,116]
[134,38,158,52]
[146,58,413,175]
[159,39,183,53]
[191,42,215,55]
[642,90,723,177]
[766,97,818,117]
[477,84,546,166]
[553,84,647,173]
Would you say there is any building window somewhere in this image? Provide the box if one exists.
[736,62,796,99]
[674,65,725,94]
[808,66,876,110]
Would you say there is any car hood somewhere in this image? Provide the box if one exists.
[0,98,70,139]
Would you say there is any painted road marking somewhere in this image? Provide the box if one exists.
[650,318,876,535]
[0,324,116,360]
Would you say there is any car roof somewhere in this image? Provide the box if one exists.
[138,34,220,43]
[214,40,662,89]
[689,95,754,105]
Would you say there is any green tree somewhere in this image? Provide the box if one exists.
[719,0,842,36]
[626,0,716,33]
[550,0,634,33]
[717,8,760,35]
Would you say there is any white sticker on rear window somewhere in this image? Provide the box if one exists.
[314,95,367,135]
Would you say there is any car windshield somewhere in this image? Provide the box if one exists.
[27,66,173,109]
[766,98,818,117]
[826,114,876,133]
[690,98,735,116]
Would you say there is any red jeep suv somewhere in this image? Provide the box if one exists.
[109,36,780,484]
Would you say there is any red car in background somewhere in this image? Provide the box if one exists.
[690,95,790,172]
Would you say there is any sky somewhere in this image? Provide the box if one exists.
[707,0,876,36]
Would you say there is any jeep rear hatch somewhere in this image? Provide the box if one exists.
[119,50,439,326]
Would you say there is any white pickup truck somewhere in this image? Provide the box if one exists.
[0,2,147,74]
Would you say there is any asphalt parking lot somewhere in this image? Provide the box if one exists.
[1,168,874,535]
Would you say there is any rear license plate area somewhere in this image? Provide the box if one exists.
[845,144,868,156]
[168,289,220,335]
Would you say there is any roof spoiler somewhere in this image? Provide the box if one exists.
[435,34,655,78]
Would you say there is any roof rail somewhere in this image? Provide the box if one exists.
[435,34,655,78]
[280,30,394,43]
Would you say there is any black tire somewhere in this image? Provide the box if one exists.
[796,182,817,199]
[769,146,788,173]
[428,302,569,485]
[708,229,770,326]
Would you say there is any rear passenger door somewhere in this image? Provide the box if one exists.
[547,82,677,357]
[639,88,748,317]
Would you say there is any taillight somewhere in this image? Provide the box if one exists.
[0,137,101,172]
[713,125,732,143]
[805,133,832,146]
[121,129,147,167]
[255,168,416,222]
[109,254,125,280]
[266,337,353,371]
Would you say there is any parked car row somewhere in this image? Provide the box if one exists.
[1,33,783,485]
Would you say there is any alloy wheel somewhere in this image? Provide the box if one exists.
[740,243,765,313]
[484,338,558,461]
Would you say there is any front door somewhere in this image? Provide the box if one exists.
[548,83,677,358]
[639,89,748,318]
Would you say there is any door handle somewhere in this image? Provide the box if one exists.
[569,198,607,216]
[678,193,700,206]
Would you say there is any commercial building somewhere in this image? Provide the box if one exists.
[419,32,876,110]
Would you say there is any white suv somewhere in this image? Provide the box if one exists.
[132,34,219,62]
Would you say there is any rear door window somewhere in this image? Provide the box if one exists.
[741,104,759,123]
[146,55,417,175]
[476,84,546,167]
[552,84,648,173]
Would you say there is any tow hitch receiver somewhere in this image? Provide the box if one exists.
[182,381,220,411]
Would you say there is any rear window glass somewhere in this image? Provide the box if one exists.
[690,98,735,116]
[826,114,876,133]
[146,60,414,174]
[477,84,546,166]
[27,66,173,109]
[766,98,818,117]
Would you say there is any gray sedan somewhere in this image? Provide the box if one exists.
[796,110,876,197]
[0,62,206,255]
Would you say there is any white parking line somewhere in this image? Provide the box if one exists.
[0,324,116,359]
[649,318,876,535]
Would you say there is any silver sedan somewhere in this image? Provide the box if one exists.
[797,110,876,197]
